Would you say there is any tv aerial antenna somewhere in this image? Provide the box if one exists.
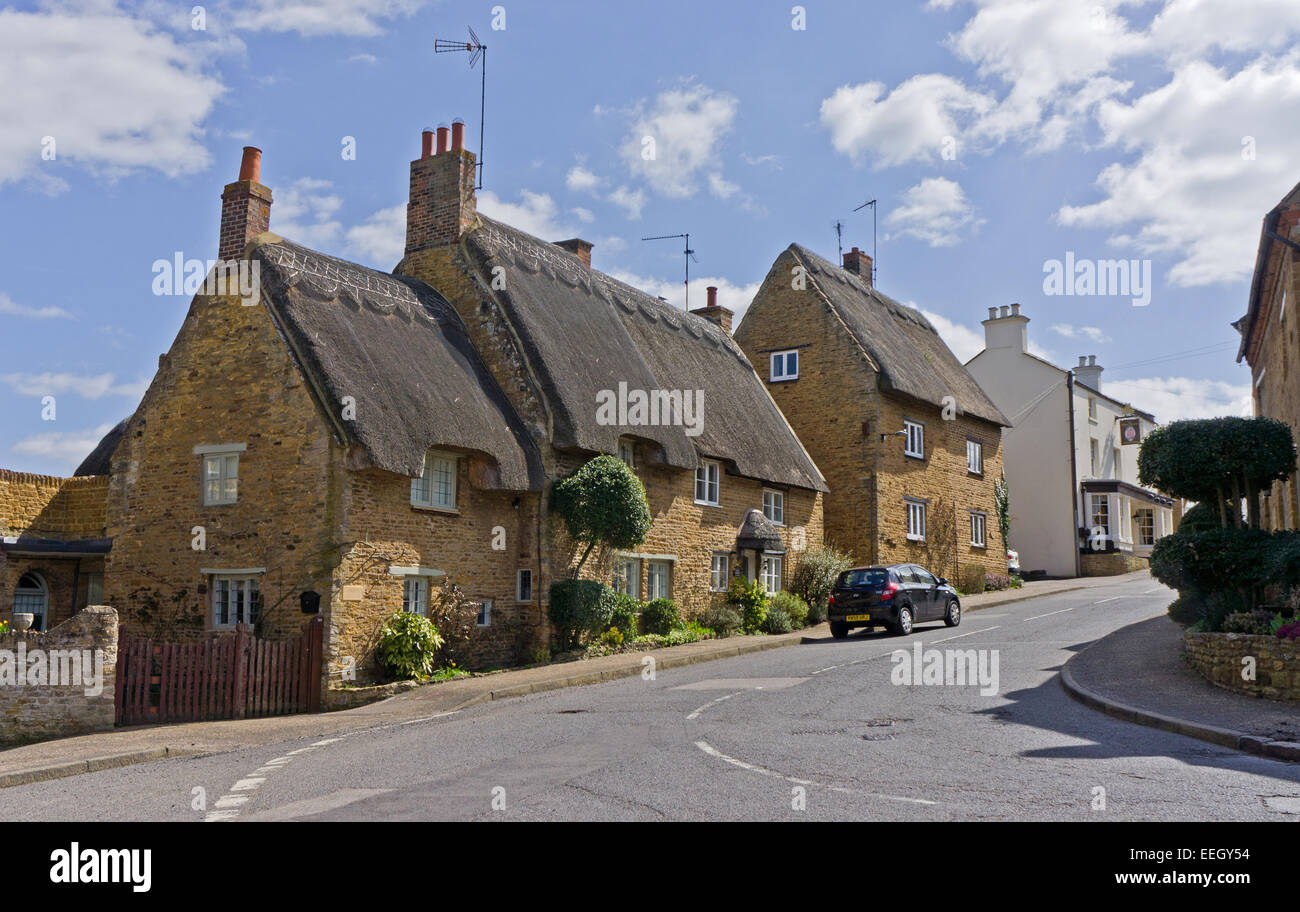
[641,233,697,309]
[833,219,845,263]
[853,198,877,284]
[434,25,487,189]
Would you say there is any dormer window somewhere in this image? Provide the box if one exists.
[617,437,635,468]
[411,451,458,511]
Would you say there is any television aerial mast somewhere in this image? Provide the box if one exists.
[853,198,877,284]
[641,233,698,309]
[434,25,487,189]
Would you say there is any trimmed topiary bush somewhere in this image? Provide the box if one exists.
[375,611,445,681]
[552,455,652,574]
[548,579,618,650]
[641,598,682,635]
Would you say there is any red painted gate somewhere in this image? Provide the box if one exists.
[114,617,324,725]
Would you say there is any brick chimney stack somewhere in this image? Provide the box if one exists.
[554,238,593,267]
[405,118,477,256]
[842,246,873,287]
[218,146,272,261]
[690,285,734,334]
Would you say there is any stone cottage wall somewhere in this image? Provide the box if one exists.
[0,605,117,746]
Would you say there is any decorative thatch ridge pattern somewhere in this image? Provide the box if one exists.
[461,217,827,492]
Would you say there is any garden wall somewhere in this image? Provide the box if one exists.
[0,605,118,746]
[1184,630,1300,702]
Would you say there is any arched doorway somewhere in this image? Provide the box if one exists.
[14,572,48,632]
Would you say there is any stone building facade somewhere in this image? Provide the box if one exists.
[735,245,1008,588]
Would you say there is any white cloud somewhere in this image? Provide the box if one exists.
[0,372,146,400]
[1051,323,1112,344]
[707,173,739,199]
[566,165,604,194]
[0,5,224,188]
[921,309,986,362]
[1104,376,1253,422]
[820,74,994,167]
[608,185,647,220]
[572,207,595,224]
[235,0,425,37]
[621,84,739,198]
[1058,55,1300,287]
[885,178,984,247]
[0,293,74,320]
[273,178,344,250]
[477,189,575,242]
[346,53,378,65]
[13,422,116,470]
[607,270,759,322]
[345,203,405,267]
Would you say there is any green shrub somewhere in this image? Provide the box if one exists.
[1166,593,1201,627]
[552,456,652,574]
[958,564,986,595]
[609,594,641,638]
[762,605,793,634]
[985,571,1011,591]
[791,545,852,622]
[768,591,809,628]
[530,645,551,665]
[641,598,682,635]
[548,579,618,650]
[375,611,445,681]
[1222,609,1279,636]
[600,626,625,648]
[700,603,741,637]
[727,579,768,632]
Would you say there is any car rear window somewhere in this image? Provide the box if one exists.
[838,569,888,589]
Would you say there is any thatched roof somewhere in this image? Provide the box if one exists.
[457,217,826,492]
[736,509,784,551]
[250,237,543,491]
[74,418,129,476]
[785,244,1008,427]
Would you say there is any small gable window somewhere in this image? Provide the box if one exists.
[411,451,458,511]
[770,350,799,382]
[966,439,983,475]
[904,420,924,459]
[195,444,245,506]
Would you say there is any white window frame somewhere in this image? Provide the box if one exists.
[613,557,641,599]
[1089,439,1099,477]
[475,598,492,627]
[516,569,533,602]
[14,572,48,632]
[411,450,458,511]
[906,499,927,541]
[201,452,240,506]
[903,420,924,459]
[1089,494,1110,537]
[1136,509,1155,546]
[694,460,720,506]
[85,572,104,606]
[210,573,261,630]
[1088,397,1098,422]
[970,512,987,547]
[710,553,730,592]
[402,576,429,616]
[760,555,782,594]
[769,349,799,382]
[646,560,671,601]
[762,488,785,525]
[966,439,983,475]
[617,437,635,469]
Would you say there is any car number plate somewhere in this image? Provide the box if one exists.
[845,613,871,622]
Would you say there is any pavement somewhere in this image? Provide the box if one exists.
[0,570,1146,789]
[1062,613,1300,762]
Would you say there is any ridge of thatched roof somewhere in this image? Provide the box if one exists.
[459,217,826,492]
[74,418,129,476]
[250,237,543,491]
[787,244,1009,427]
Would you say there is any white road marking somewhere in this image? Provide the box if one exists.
[1025,607,1076,621]
[1092,597,1122,604]
[694,740,936,806]
[400,711,460,725]
[230,777,265,791]
[686,690,745,720]
[1142,587,1166,594]
[674,677,809,691]
[930,626,1000,643]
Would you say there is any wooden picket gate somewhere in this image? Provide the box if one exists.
[114,617,324,726]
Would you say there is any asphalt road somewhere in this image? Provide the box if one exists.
[6,574,1300,821]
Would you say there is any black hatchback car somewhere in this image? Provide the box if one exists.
[827,563,961,638]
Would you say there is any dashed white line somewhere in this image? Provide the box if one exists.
[1025,606,1076,621]
[694,740,936,806]
[400,711,460,726]
[1092,596,1122,604]
[930,626,1000,643]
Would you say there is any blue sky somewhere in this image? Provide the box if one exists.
[3,0,1295,474]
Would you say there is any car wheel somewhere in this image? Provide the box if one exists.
[944,599,961,627]
[894,605,914,636]
[830,621,849,639]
